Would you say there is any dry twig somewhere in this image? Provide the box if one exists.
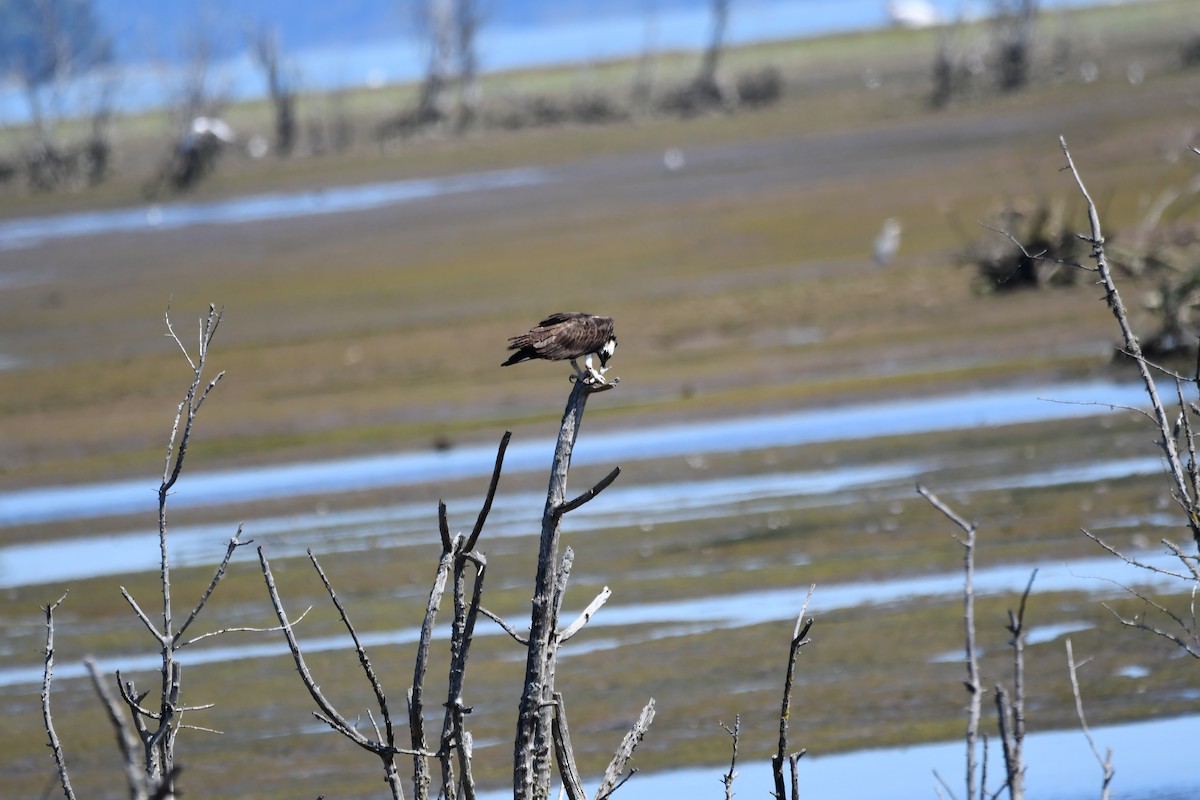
[720,715,740,800]
[918,484,983,800]
[1065,639,1114,800]
[771,585,815,800]
[41,593,75,800]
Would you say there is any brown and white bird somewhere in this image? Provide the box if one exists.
[501,312,617,385]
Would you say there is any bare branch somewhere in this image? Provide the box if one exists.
[308,549,395,749]
[120,587,166,642]
[412,538,457,799]
[1103,602,1200,658]
[1060,136,1198,546]
[998,570,1037,800]
[1065,639,1114,800]
[918,484,977,536]
[465,431,511,552]
[1164,539,1200,584]
[480,606,529,645]
[86,659,150,800]
[516,378,596,799]
[176,606,311,649]
[919,484,981,800]
[557,466,621,517]
[720,715,740,800]
[257,547,376,750]
[441,532,489,800]
[551,693,586,800]
[116,672,157,720]
[595,698,655,800]
[173,527,249,644]
[559,586,612,643]
[772,585,815,800]
[1079,529,1191,580]
[41,592,76,800]
[163,303,195,371]
[789,750,806,800]
[438,500,452,551]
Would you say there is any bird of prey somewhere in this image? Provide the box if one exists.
[502,312,617,385]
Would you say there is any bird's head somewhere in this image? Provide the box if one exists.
[599,336,618,367]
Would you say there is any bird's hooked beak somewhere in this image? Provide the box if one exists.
[599,337,617,367]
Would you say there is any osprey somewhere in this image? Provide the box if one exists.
[502,312,617,385]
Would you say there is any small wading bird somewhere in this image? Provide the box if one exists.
[502,312,618,385]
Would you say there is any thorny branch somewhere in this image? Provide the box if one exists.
[1059,137,1198,548]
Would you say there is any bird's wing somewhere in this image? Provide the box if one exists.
[535,311,586,328]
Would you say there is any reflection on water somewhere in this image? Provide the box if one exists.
[0,168,545,250]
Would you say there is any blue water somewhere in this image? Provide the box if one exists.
[0,167,544,250]
[2,541,1183,684]
[531,713,1200,800]
[0,379,1153,528]
[0,0,1114,125]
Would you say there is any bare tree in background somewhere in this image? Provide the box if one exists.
[250,25,296,157]
[695,0,731,100]
[0,0,113,189]
[407,0,483,134]
[629,5,658,116]
[170,26,230,135]
[145,26,236,195]
[0,0,111,148]
[414,0,455,127]
[658,0,746,116]
[453,0,481,132]
[991,0,1039,92]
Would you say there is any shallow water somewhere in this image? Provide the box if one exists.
[503,712,1200,800]
[4,374,1191,796]
[0,379,1153,528]
[0,168,545,250]
[2,544,1181,689]
[0,447,1165,590]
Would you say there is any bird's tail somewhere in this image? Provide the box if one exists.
[501,349,531,367]
[502,335,536,366]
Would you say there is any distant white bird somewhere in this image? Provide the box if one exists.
[663,147,685,172]
[886,1,940,29]
[873,218,902,266]
[188,116,236,144]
